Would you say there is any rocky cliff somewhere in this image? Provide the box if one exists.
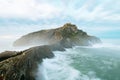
[13,23,101,50]
[0,23,101,80]
[0,45,54,80]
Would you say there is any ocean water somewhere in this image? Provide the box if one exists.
[37,40,120,80]
[0,38,120,80]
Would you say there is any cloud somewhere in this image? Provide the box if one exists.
[82,26,120,32]
[0,0,61,20]
[69,1,120,22]
[0,24,60,38]
[69,0,120,22]
[0,35,17,39]
[103,14,120,21]
[0,0,119,22]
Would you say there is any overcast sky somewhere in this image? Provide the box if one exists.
[0,0,120,39]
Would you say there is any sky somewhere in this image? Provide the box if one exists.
[0,0,120,40]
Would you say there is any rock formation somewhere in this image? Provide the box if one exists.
[13,23,101,50]
[0,45,54,80]
[0,23,101,80]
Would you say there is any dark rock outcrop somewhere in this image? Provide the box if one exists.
[0,51,18,62]
[13,23,101,50]
[0,45,54,80]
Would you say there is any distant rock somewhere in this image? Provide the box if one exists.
[0,45,54,80]
[13,23,101,50]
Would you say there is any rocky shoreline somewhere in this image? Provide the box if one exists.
[0,46,54,80]
[0,23,101,80]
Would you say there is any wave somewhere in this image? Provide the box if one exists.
[36,63,48,80]
[0,37,120,80]
[36,49,102,80]
[36,41,120,80]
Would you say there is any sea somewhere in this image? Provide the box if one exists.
[36,39,120,80]
[0,39,120,80]
[0,37,120,80]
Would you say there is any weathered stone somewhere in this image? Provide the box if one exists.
[0,46,54,80]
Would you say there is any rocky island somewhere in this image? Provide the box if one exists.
[0,23,101,80]
[14,23,101,50]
